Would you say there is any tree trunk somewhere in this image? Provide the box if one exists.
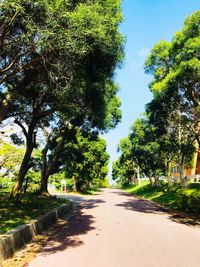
[73,176,78,192]
[10,139,34,200]
[166,161,172,187]
[23,177,29,194]
[154,176,161,188]
[10,120,36,201]
[148,175,154,186]
[136,166,140,185]
[40,130,67,195]
[178,154,185,187]
[40,141,50,196]
[40,172,49,196]
[40,154,62,195]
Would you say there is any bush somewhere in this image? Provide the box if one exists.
[25,171,40,193]
[0,176,14,190]
[177,188,200,214]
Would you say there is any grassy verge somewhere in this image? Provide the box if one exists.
[0,190,69,234]
[123,182,200,214]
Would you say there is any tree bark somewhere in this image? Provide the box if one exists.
[148,172,154,186]
[10,120,36,201]
[166,161,172,187]
[136,166,140,185]
[40,149,61,195]
[10,139,34,200]
[40,127,68,195]
[178,154,185,187]
[154,176,161,188]
[40,142,49,196]
[73,176,78,192]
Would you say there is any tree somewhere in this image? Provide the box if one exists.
[113,117,166,188]
[61,129,109,192]
[129,117,166,187]
[39,121,76,195]
[112,137,139,186]
[0,0,124,123]
[113,11,200,189]
[6,0,124,200]
[145,10,200,145]
[146,94,196,186]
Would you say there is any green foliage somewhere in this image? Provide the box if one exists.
[63,130,110,192]
[177,188,200,214]
[123,182,200,214]
[113,11,200,189]
[124,182,179,210]
[130,117,165,180]
[116,11,200,188]
[0,190,69,234]
[145,10,200,145]
[0,0,124,129]
[112,137,139,185]
[0,176,14,190]
[100,177,110,188]
[1,0,124,198]
[25,170,41,193]
[0,142,24,177]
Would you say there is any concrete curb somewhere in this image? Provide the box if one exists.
[0,201,72,264]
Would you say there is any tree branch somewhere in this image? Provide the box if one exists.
[14,119,28,138]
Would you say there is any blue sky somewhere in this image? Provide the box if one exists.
[103,0,200,179]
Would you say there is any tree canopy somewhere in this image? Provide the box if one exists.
[113,11,200,188]
[0,0,124,199]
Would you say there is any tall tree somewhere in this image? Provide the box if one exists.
[145,10,200,144]
[146,94,196,185]
[56,129,109,192]
[6,0,124,200]
[112,137,139,186]
[129,117,166,187]
[0,0,124,123]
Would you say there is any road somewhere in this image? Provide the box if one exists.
[29,189,200,267]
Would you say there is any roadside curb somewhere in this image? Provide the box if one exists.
[0,201,72,264]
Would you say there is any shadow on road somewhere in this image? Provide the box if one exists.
[116,198,166,214]
[34,198,105,256]
[110,190,135,197]
[83,199,106,209]
[169,214,200,227]
[40,212,94,255]
[114,191,200,228]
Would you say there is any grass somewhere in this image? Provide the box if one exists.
[0,190,69,234]
[123,181,182,210]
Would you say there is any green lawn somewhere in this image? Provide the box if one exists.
[0,190,69,234]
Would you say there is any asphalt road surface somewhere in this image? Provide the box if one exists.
[29,189,200,267]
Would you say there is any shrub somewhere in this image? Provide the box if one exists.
[177,188,200,214]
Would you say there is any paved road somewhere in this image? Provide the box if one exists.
[29,189,200,267]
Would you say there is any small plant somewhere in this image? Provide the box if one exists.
[177,188,200,214]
